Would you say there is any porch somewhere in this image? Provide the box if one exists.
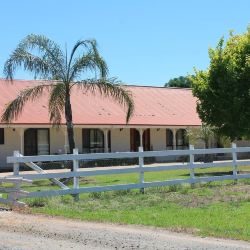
[0,126,190,169]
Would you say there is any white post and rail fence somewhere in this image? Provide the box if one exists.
[0,177,32,207]
[3,143,250,200]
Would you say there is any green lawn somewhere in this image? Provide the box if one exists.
[16,165,250,241]
[21,164,249,191]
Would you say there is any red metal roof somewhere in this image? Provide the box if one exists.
[0,79,201,126]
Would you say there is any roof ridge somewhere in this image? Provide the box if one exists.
[0,78,192,90]
[124,84,192,90]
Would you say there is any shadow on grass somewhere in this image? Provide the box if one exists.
[182,171,233,177]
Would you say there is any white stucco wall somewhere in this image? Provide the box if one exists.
[50,128,65,154]
[150,128,166,151]
[0,128,23,169]
[50,127,82,154]
[110,128,130,152]
[236,140,250,147]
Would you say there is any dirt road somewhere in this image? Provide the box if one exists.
[0,211,249,250]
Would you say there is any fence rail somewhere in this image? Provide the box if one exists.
[8,146,250,164]
[0,177,32,206]
[6,143,250,199]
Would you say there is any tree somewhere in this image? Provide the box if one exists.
[192,27,250,140]
[2,34,134,158]
[186,124,214,149]
[164,76,192,88]
[186,124,215,162]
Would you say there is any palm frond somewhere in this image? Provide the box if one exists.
[69,52,102,81]
[90,40,108,78]
[67,40,94,69]
[1,84,53,123]
[75,78,134,123]
[4,48,51,80]
[23,34,65,74]
[4,34,65,81]
[68,39,108,81]
[48,83,66,125]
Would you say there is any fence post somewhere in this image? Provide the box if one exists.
[189,145,195,187]
[13,151,20,176]
[232,143,238,184]
[139,146,144,194]
[73,148,79,201]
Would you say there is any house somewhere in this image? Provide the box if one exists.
[0,79,203,169]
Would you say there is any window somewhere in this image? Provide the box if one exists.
[0,128,4,144]
[82,129,106,153]
[166,129,173,149]
[176,129,188,150]
[24,128,50,155]
[37,129,50,155]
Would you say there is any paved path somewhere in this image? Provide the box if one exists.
[0,211,249,250]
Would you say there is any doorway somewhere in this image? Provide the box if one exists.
[130,128,150,151]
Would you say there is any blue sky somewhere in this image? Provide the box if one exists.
[0,0,249,86]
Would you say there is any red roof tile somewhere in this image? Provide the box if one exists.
[0,79,201,126]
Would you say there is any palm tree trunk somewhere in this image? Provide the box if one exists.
[64,88,75,171]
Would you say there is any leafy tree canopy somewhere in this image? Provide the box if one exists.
[164,76,192,88]
[192,27,250,140]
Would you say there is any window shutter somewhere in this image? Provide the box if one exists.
[0,128,4,144]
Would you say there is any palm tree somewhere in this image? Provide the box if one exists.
[186,124,215,149]
[186,124,215,162]
[2,34,134,157]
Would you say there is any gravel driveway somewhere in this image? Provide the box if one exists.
[0,211,249,250]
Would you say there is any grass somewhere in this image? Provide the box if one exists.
[13,165,250,241]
